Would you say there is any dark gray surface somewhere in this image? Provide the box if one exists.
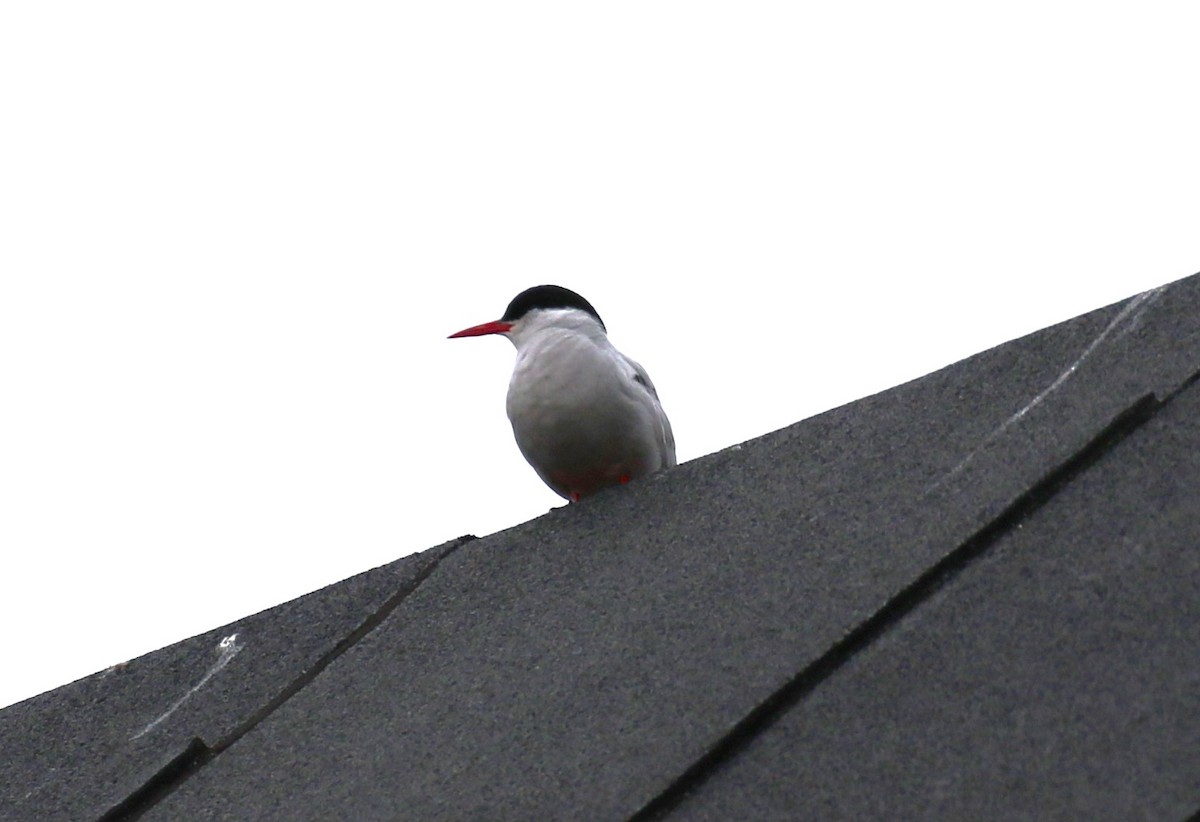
[668,377,1200,822]
[130,277,1200,820]
[0,539,464,822]
[5,275,1198,822]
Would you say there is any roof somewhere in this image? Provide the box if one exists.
[3,273,1199,821]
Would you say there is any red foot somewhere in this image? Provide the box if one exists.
[618,474,631,484]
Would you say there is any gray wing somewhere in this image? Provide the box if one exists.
[624,355,677,469]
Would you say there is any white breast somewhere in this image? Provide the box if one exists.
[505,321,674,500]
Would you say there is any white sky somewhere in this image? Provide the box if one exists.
[1,4,1197,710]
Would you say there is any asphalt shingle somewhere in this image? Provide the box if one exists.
[0,539,463,822]
[3,275,1199,822]
[667,374,1200,821]
[135,276,1200,821]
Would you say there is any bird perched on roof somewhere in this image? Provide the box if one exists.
[449,285,675,502]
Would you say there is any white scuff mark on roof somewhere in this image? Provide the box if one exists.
[1110,283,1168,344]
[930,284,1169,491]
[132,633,243,741]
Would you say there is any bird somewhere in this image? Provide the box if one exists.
[449,285,675,502]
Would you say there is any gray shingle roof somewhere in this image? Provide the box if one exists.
[3,274,1199,822]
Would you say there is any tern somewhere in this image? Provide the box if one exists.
[449,285,675,502]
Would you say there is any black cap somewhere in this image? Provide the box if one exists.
[500,285,606,331]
